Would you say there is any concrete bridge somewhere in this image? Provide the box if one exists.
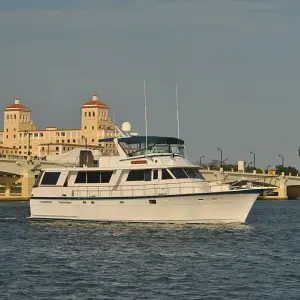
[201,169,300,199]
[1,158,300,200]
[0,158,66,200]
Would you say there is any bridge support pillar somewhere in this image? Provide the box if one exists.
[277,177,288,200]
[20,171,36,199]
[4,181,11,197]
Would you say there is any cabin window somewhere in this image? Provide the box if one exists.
[87,171,100,183]
[145,170,151,181]
[40,172,61,185]
[169,168,188,179]
[126,170,152,181]
[75,172,86,183]
[184,168,205,179]
[162,169,173,180]
[75,171,113,184]
[153,170,158,180]
[127,170,145,181]
[101,171,113,183]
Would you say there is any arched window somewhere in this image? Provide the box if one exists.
[92,111,95,117]
[14,114,16,119]
[6,115,9,120]
[85,112,87,117]
[89,112,91,117]
[10,114,13,119]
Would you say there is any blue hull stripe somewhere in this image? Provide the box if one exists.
[30,189,261,201]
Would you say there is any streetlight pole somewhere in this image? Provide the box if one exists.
[217,148,223,168]
[278,154,284,167]
[250,151,256,169]
[199,155,204,167]
[24,130,32,157]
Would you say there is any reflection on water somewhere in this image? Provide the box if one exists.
[1,200,300,300]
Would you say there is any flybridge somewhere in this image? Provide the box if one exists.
[99,136,186,159]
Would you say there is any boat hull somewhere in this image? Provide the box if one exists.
[29,190,259,224]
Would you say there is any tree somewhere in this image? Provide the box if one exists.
[275,165,299,176]
[207,159,220,170]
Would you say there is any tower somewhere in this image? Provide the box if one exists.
[81,94,111,145]
[3,97,34,148]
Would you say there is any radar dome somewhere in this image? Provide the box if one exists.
[121,121,131,132]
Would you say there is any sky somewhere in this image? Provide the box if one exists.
[1,0,300,168]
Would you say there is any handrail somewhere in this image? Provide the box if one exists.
[73,180,208,198]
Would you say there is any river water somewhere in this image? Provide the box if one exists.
[1,200,300,300]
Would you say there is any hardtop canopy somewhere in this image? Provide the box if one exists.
[99,136,184,145]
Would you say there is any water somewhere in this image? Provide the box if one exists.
[1,201,300,300]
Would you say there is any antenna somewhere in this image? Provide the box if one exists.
[112,108,117,137]
[144,80,148,156]
[176,83,180,139]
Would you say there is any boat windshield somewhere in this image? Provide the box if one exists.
[99,136,185,158]
[125,143,185,157]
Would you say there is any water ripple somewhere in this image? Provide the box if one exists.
[1,200,300,299]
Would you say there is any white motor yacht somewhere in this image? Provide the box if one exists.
[29,136,266,223]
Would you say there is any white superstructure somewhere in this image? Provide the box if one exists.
[30,135,265,224]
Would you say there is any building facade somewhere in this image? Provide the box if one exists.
[0,94,118,159]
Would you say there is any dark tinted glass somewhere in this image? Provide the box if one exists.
[170,168,188,179]
[162,169,173,180]
[184,168,199,178]
[75,172,87,183]
[193,168,205,180]
[101,171,113,183]
[75,171,114,183]
[41,172,61,185]
[153,170,158,180]
[87,171,100,183]
[127,170,145,181]
[144,170,151,181]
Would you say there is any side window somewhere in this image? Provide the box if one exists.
[162,169,173,180]
[153,170,158,180]
[127,170,145,181]
[126,170,152,181]
[41,172,61,185]
[184,168,201,178]
[101,171,113,183]
[87,171,100,183]
[75,172,87,183]
[169,168,188,179]
[145,170,151,181]
[75,171,113,183]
